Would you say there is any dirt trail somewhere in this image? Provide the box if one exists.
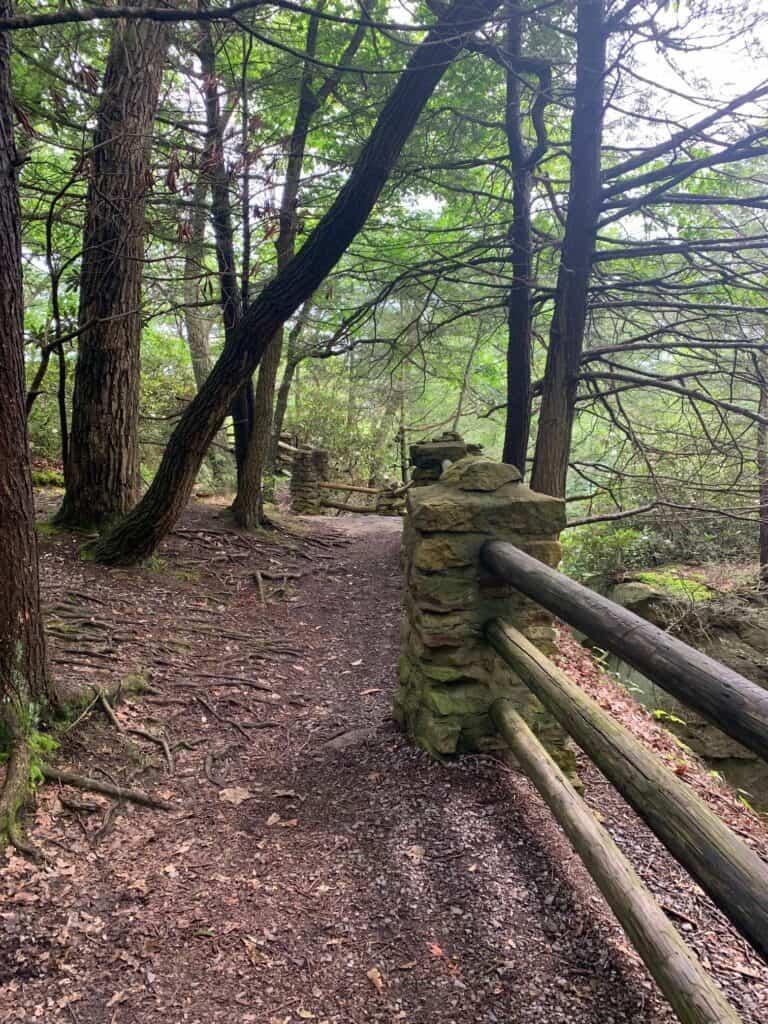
[2,502,767,1023]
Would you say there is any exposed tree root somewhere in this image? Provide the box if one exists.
[41,768,173,810]
[98,691,175,773]
[0,736,44,862]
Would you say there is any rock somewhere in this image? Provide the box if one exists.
[609,581,670,623]
[408,473,564,536]
[323,727,376,751]
[441,456,521,492]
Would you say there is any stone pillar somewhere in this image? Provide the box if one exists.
[394,455,575,771]
[290,448,328,514]
[409,432,483,486]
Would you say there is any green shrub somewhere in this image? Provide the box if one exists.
[561,524,654,582]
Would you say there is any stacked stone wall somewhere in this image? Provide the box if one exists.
[289,448,329,514]
[394,455,575,771]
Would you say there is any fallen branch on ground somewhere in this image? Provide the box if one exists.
[41,768,173,810]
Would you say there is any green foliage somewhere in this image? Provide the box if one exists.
[31,468,64,488]
[652,708,688,727]
[634,571,712,602]
[28,731,59,788]
[561,525,654,582]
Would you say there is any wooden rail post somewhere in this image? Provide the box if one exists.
[488,621,768,962]
[491,701,743,1024]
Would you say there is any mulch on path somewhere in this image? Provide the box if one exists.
[1,497,767,1023]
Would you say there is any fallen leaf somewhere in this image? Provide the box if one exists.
[220,787,255,806]
[106,991,127,1008]
[298,1011,316,1020]
[405,844,425,863]
[350,659,363,667]
[427,943,444,957]
[266,813,281,826]
[367,966,385,993]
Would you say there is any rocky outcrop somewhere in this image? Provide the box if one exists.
[603,578,768,807]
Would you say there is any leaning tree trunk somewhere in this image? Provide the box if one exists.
[93,0,503,565]
[231,13,320,529]
[529,0,605,498]
[55,5,169,528]
[232,6,371,528]
[0,2,53,838]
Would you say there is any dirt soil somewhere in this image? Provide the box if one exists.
[2,497,768,1024]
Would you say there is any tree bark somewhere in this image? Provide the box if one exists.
[94,0,501,564]
[56,4,169,527]
[501,10,534,475]
[529,0,605,497]
[755,354,768,586]
[0,1,53,835]
[182,171,232,490]
[183,175,216,392]
[268,299,313,468]
[232,11,322,528]
[197,24,254,489]
[233,4,372,527]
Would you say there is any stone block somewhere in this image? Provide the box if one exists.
[409,480,564,536]
[440,456,521,491]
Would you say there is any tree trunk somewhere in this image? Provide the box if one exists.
[182,172,232,490]
[268,301,313,469]
[233,7,372,527]
[0,2,53,835]
[93,0,503,565]
[197,24,254,490]
[755,355,768,586]
[183,176,216,392]
[529,0,605,498]
[232,13,321,528]
[501,10,533,476]
[503,165,533,475]
[56,3,169,528]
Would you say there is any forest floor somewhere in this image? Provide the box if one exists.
[2,494,768,1024]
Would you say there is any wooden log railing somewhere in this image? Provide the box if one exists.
[317,480,410,514]
[488,622,768,962]
[492,702,742,1024]
[474,541,768,1023]
[481,540,768,762]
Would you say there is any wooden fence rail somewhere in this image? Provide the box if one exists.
[472,540,768,1022]
[488,621,768,962]
[480,540,768,762]
[492,701,743,1024]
